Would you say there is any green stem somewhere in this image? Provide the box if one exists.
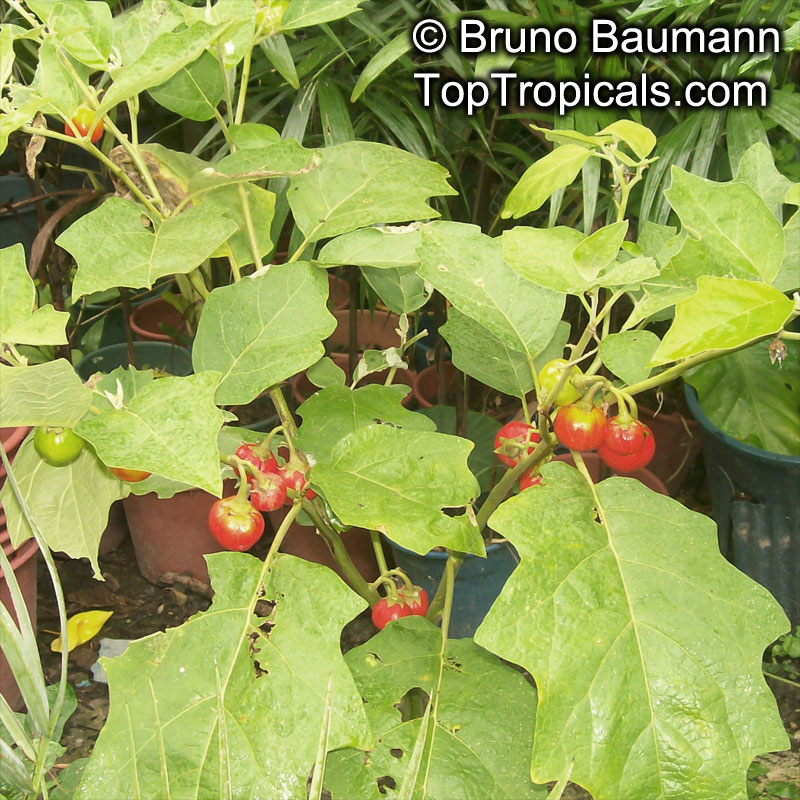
[370,531,389,575]
[236,183,263,273]
[762,670,800,688]
[187,269,210,300]
[263,502,302,567]
[438,555,457,640]
[426,551,463,625]
[5,0,38,26]
[234,44,254,125]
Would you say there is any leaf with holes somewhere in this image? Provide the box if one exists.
[324,616,543,800]
[295,385,435,465]
[475,461,788,800]
[0,438,128,579]
[75,371,225,496]
[57,198,237,298]
[75,552,370,800]
[312,425,483,556]
[418,222,565,364]
[192,264,336,405]
[289,141,455,243]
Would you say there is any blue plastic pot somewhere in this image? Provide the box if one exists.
[386,539,519,638]
[685,385,799,625]
[76,342,193,380]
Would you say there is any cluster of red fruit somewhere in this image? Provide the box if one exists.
[206,443,315,552]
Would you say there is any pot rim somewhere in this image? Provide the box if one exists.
[684,384,800,466]
[129,296,186,343]
[1,426,30,453]
[0,534,38,577]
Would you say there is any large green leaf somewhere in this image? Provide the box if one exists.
[324,616,544,800]
[313,425,484,556]
[192,264,336,405]
[664,168,784,284]
[76,552,370,800]
[734,143,793,213]
[29,0,112,69]
[475,462,789,800]
[573,221,628,280]
[773,211,799,293]
[420,405,501,494]
[361,266,430,314]
[289,142,455,243]
[111,0,185,65]
[0,438,127,579]
[34,37,82,116]
[651,277,794,365]
[295,384,435,466]
[599,330,661,385]
[418,222,565,364]
[685,340,800,456]
[0,360,92,427]
[100,22,220,112]
[280,0,364,31]
[502,145,591,219]
[57,198,237,298]
[148,49,223,121]
[75,371,225,496]
[0,243,69,347]
[317,226,423,268]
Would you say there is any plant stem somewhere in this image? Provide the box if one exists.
[438,555,457,639]
[234,44,253,125]
[762,670,800,688]
[370,531,389,575]
[236,183,263,273]
[426,552,463,625]
[263,502,302,568]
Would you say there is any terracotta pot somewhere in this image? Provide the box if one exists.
[413,362,526,421]
[129,297,189,343]
[0,531,39,711]
[270,510,379,583]
[637,406,701,496]
[329,309,401,355]
[291,353,415,408]
[553,452,668,495]
[122,480,236,585]
[0,426,30,487]
[328,274,349,310]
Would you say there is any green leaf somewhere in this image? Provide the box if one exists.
[475,462,789,800]
[289,142,455,243]
[148,49,223,121]
[0,360,92,427]
[29,0,112,69]
[325,617,544,800]
[317,226,423,268]
[685,340,800,456]
[258,34,299,89]
[350,31,411,102]
[734,143,793,213]
[418,222,565,365]
[316,78,354,146]
[313,425,484,556]
[596,256,659,288]
[420,405,502,495]
[295,384,435,465]
[502,145,591,219]
[306,356,346,390]
[651,277,794,365]
[34,37,82,116]
[0,26,15,90]
[0,243,69,347]
[111,0,185,66]
[192,263,335,405]
[598,120,656,159]
[99,22,220,113]
[75,552,370,800]
[664,168,784,283]
[773,212,800,293]
[57,198,237,298]
[0,438,127,579]
[280,0,364,31]
[599,330,660,385]
[200,139,316,186]
[361,266,430,314]
[75,371,225,496]
[228,122,280,150]
[786,184,800,207]
[573,221,628,280]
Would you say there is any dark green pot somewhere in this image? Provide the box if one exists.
[76,342,193,380]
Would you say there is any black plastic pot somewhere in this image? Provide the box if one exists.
[685,385,799,625]
[75,342,193,380]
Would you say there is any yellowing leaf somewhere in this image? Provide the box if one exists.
[51,610,113,653]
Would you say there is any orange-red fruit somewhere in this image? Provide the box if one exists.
[110,467,151,483]
[64,107,104,142]
[553,405,606,451]
[519,468,543,490]
[597,429,656,472]
[494,421,541,467]
[603,416,648,456]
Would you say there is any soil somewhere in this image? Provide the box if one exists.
[29,512,799,799]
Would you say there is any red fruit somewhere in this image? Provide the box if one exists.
[280,458,316,503]
[249,472,287,512]
[208,496,265,551]
[65,107,104,142]
[603,416,648,456]
[494,421,541,467]
[553,405,606,451]
[235,443,279,485]
[110,467,151,483]
[519,468,543,490]
[597,429,656,472]
[371,586,429,630]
